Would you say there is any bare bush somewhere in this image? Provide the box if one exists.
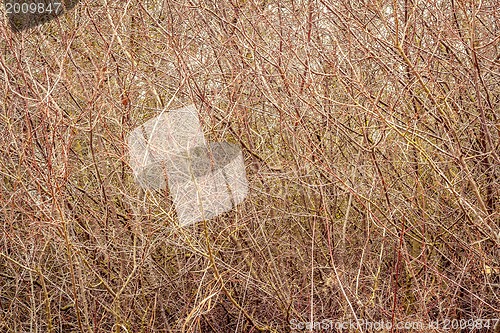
[0,0,498,332]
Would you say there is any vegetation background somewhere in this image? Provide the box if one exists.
[0,0,498,331]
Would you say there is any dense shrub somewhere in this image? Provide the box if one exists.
[1,0,498,331]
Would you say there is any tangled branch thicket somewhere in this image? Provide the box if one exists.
[0,0,498,332]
